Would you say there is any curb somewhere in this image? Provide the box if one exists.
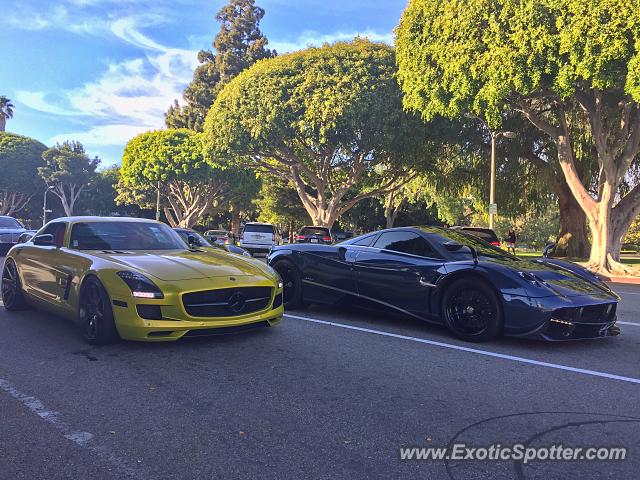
[600,275,640,285]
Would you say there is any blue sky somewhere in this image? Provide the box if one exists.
[1,0,408,167]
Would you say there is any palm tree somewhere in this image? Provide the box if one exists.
[0,96,15,132]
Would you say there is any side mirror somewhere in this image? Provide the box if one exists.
[443,241,464,252]
[543,242,555,258]
[34,234,55,246]
[187,235,198,247]
[338,246,347,261]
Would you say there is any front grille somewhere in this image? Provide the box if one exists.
[552,303,616,324]
[136,304,163,320]
[184,321,270,336]
[272,292,283,309]
[182,286,273,317]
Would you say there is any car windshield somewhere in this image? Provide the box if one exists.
[175,230,213,247]
[243,224,274,233]
[461,228,499,243]
[70,222,186,250]
[300,227,330,236]
[434,230,519,261]
[0,217,22,228]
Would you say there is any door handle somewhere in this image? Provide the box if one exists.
[419,277,436,288]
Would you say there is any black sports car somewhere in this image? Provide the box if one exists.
[268,227,620,342]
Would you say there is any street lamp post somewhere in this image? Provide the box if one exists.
[43,185,55,226]
[489,130,516,230]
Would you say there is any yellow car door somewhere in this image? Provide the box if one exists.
[19,222,70,309]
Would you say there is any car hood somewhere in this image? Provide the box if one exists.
[0,227,26,234]
[94,249,270,281]
[484,257,614,298]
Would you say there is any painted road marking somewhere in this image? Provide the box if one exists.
[619,321,640,327]
[0,378,145,478]
[285,314,640,385]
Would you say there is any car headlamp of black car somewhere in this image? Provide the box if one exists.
[117,271,164,299]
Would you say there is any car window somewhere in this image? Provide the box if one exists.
[462,228,499,243]
[175,230,211,247]
[243,224,274,234]
[300,227,330,236]
[0,217,22,228]
[70,222,185,250]
[373,231,437,257]
[39,222,67,247]
[350,233,377,247]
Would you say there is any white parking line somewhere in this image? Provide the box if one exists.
[614,290,640,296]
[618,321,640,327]
[0,378,145,478]
[285,314,640,385]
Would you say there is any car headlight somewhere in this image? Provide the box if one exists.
[116,271,164,299]
[242,251,252,257]
[267,265,284,289]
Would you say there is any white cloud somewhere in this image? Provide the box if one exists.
[18,15,198,157]
[49,124,153,147]
[269,29,394,53]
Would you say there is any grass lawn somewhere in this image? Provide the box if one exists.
[514,251,640,266]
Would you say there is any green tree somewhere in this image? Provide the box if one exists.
[396,0,640,274]
[39,141,99,216]
[256,175,310,240]
[165,0,275,131]
[0,96,14,132]
[205,39,434,229]
[0,132,46,215]
[118,129,236,228]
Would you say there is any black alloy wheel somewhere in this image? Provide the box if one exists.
[442,278,502,342]
[2,260,27,310]
[79,277,119,345]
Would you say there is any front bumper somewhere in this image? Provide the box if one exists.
[508,293,620,341]
[108,275,284,342]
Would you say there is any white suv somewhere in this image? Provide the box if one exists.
[239,222,281,256]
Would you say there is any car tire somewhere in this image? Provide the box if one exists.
[2,259,28,311]
[79,276,120,345]
[272,259,307,310]
[441,278,502,342]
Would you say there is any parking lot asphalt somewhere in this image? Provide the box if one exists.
[1,281,639,479]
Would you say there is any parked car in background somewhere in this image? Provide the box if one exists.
[295,226,333,244]
[0,216,27,254]
[240,222,281,255]
[204,229,233,245]
[174,228,252,257]
[450,226,501,247]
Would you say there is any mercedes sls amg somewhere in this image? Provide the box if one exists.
[2,217,284,344]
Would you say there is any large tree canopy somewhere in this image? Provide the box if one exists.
[205,39,434,228]
[118,129,236,228]
[0,132,46,215]
[39,141,99,216]
[397,0,640,274]
[165,0,275,131]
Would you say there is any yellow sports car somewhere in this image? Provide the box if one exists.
[1,217,283,344]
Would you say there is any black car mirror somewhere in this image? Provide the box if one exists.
[543,242,555,258]
[34,234,55,246]
[443,241,464,252]
[338,246,347,261]
[187,235,199,247]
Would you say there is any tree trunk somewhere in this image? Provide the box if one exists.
[0,117,5,132]
[553,178,590,258]
[230,206,241,237]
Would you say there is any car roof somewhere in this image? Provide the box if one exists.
[244,222,273,226]
[51,216,161,225]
